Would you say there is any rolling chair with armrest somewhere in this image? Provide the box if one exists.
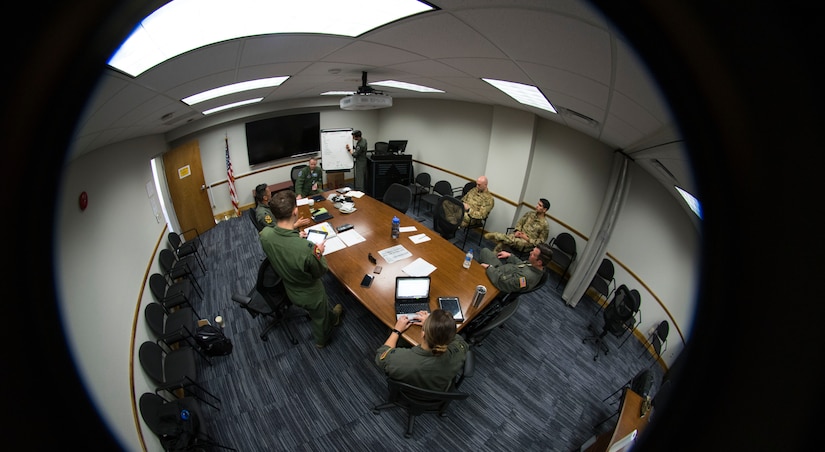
[582,284,640,361]
[461,269,548,343]
[432,195,464,241]
[382,183,413,214]
[248,207,265,232]
[290,164,308,191]
[373,349,474,438]
[232,258,303,344]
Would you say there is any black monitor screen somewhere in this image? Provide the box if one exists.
[245,112,320,165]
[387,140,408,153]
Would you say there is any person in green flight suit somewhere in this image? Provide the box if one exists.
[476,243,553,293]
[295,157,323,198]
[484,198,551,253]
[254,183,310,230]
[345,129,368,191]
[374,309,468,391]
[259,190,343,348]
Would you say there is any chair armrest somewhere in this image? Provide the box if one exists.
[505,227,515,234]
[231,294,252,306]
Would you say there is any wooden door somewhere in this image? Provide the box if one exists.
[163,140,215,239]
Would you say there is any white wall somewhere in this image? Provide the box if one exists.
[56,98,699,450]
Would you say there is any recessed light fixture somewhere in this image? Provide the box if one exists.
[482,78,557,113]
[675,186,702,219]
[202,98,263,115]
[321,91,356,96]
[182,76,289,106]
[369,80,444,93]
[108,0,435,77]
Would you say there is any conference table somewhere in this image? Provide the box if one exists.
[296,190,500,345]
[584,388,650,452]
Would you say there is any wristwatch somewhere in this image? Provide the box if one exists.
[391,329,402,336]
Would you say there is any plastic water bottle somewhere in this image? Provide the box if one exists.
[463,248,473,269]
[391,216,400,239]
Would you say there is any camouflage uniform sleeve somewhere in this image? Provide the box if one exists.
[295,168,308,196]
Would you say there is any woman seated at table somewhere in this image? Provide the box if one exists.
[374,310,468,391]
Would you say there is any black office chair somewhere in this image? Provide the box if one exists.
[382,183,413,214]
[375,141,389,154]
[547,232,577,289]
[138,341,222,411]
[419,180,452,215]
[158,248,203,297]
[463,298,521,346]
[168,230,207,273]
[619,289,642,348]
[232,259,302,344]
[290,164,307,191]
[373,349,474,438]
[461,269,548,342]
[139,393,236,451]
[639,320,669,363]
[582,284,640,361]
[149,273,201,319]
[408,172,431,213]
[589,258,616,314]
[432,195,464,241]
[596,368,655,428]
[248,207,264,232]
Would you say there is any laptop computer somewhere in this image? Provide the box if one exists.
[395,276,431,320]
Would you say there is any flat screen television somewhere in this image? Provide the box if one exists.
[387,140,408,153]
[245,112,320,165]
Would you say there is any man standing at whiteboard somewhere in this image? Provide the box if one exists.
[346,129,368,191]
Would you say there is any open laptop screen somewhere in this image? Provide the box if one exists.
[395,277,430,300]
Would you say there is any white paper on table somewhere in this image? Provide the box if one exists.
[399,226,417,233]
[296,198,310,206]
[402,258,436,276]
[347,190,365,198]
[378,244,413,264]
[409,233,431,244]
[337,229,366,247]
[321,236,346,255]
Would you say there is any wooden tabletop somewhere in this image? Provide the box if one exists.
[298,191,500,345]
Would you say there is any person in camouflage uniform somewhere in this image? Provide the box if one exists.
[460,175,494,228]
[485,198,550,252]
[294,157,323,198]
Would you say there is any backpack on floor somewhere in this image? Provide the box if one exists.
[194,324,233,356]
[156,400,198,451]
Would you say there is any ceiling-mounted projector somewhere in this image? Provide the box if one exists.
[340,71,393,111]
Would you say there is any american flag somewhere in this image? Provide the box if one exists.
[225,137,239,217]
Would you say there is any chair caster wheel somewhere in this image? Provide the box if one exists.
[261,335,268,341]
[404,433,412,439]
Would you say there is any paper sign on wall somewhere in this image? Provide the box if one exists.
[178,165,191,179]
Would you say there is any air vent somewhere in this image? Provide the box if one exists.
[162,111,198,126]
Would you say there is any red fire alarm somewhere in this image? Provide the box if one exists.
[79,191,88,211]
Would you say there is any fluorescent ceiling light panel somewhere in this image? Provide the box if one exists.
[108,0,435,77]
[202,98,263,115]
[675,186,703,219]
[482,78,557,113]
[321,91,356,96]
[182,76,289,105]
[370,80,445,93]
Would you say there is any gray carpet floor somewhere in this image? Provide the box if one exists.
[170,205,665,451]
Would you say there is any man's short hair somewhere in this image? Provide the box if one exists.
[351,130,362,137]
[536,243,553,267]
[540,198,550,210]
[254,184,268,202]
[268,190,297,220]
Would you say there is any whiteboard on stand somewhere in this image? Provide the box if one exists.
[321,128,354,171]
